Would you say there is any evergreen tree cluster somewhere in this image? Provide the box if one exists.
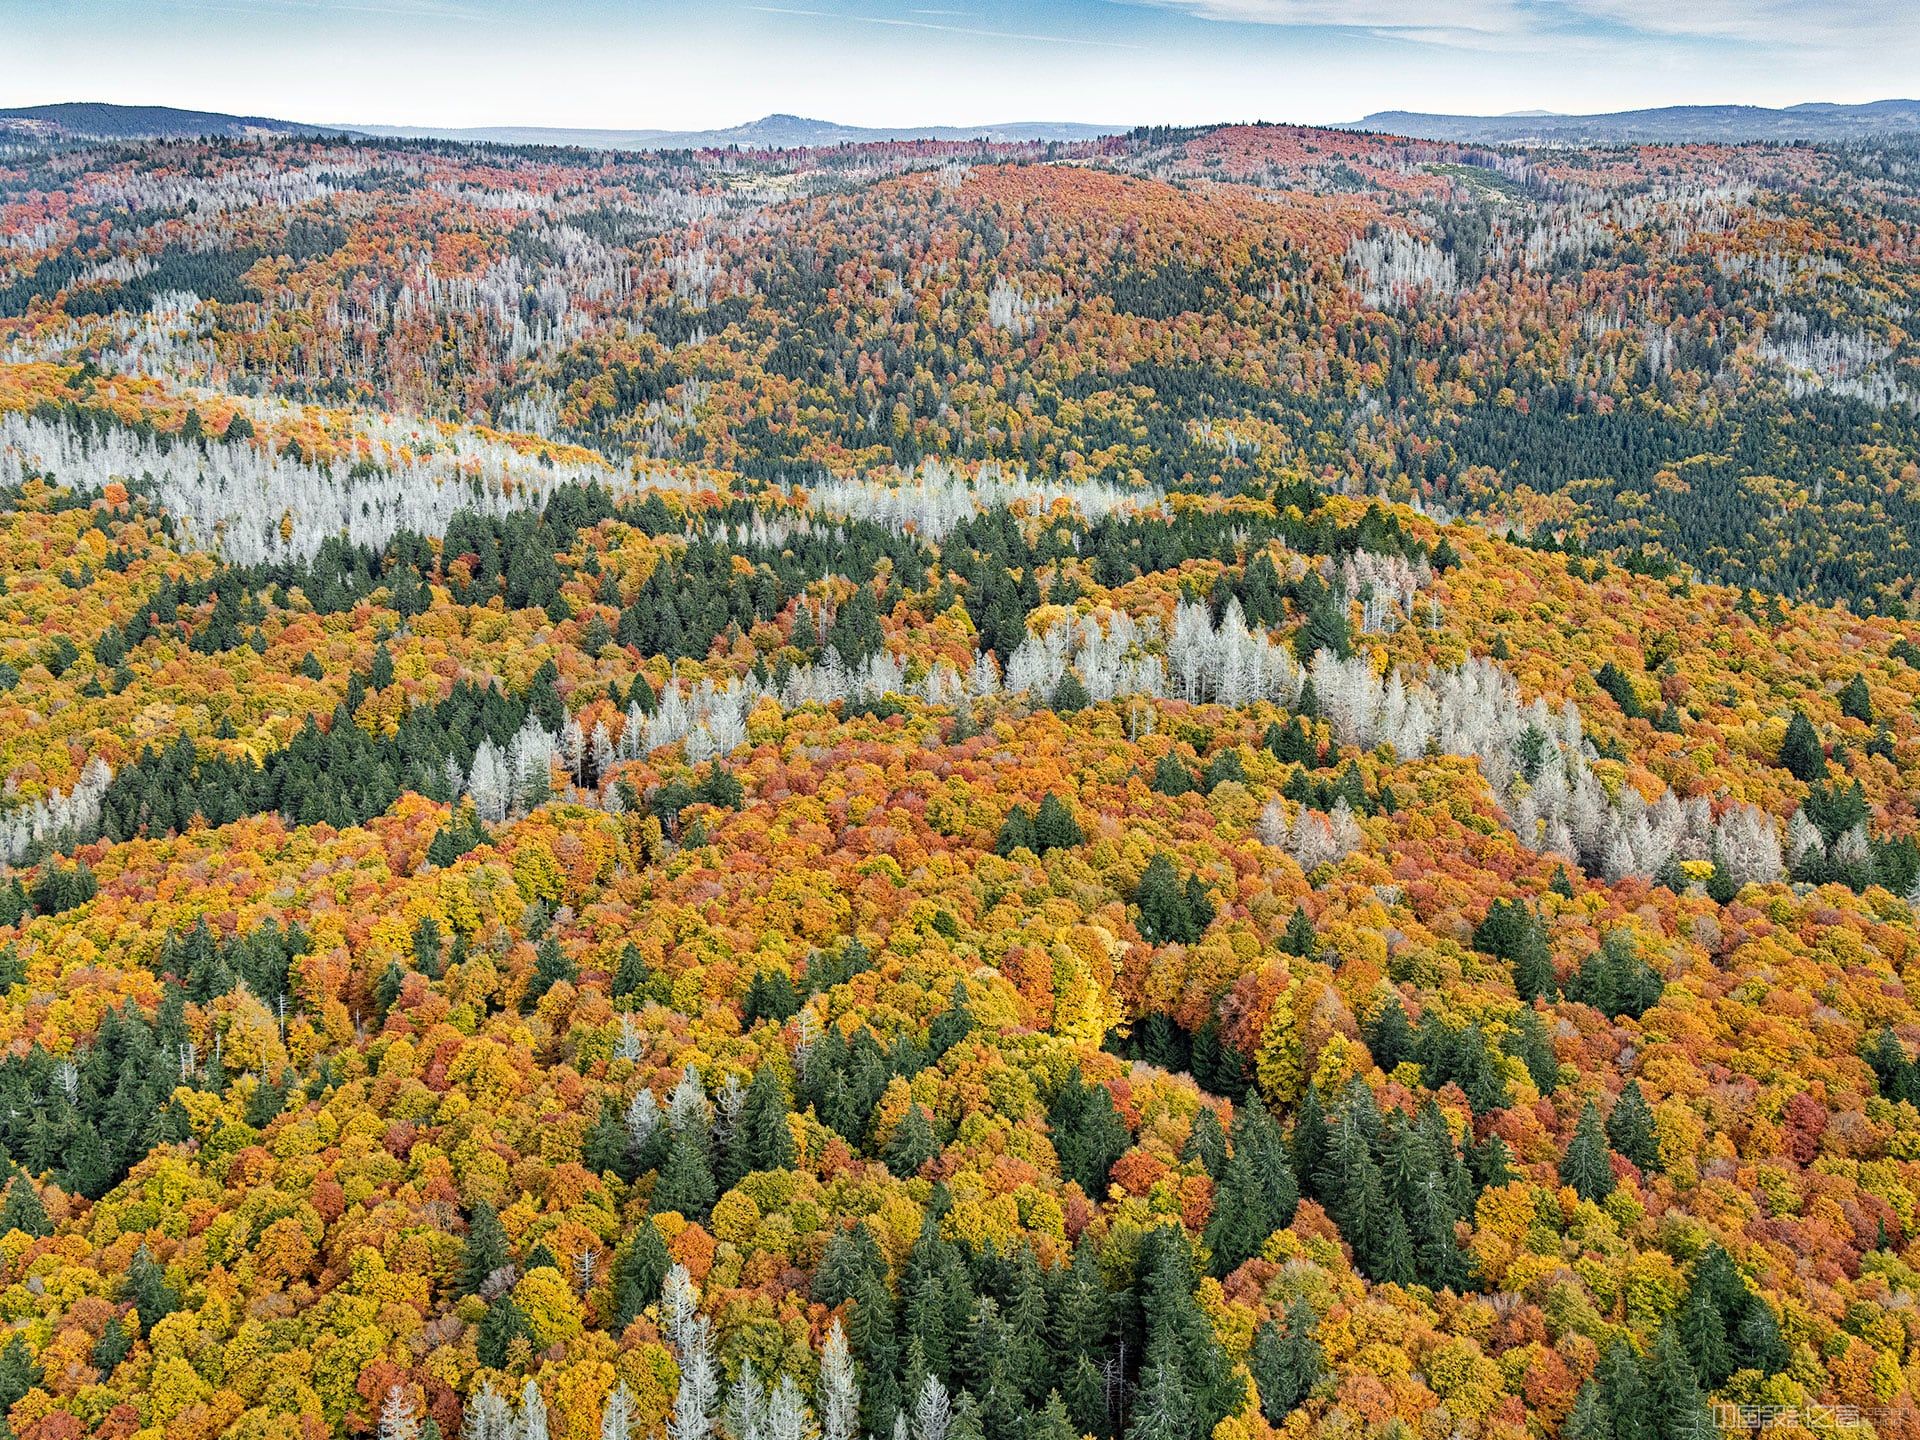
[1674,1244,1790,1387]
[1194,1094,1298,1275]
[1563,1330,1714,1440]
[1564,1246,1789,1440]
[0,858,98,925]
[1368,996,1556,1115]
[994,794,1085,856]
[576,1061,803,1226]
[1149,747,1254,800]
[1593,660,1646,719]
[1275,755,1394,818]
[1262,715,1321,767]
[1566,931,1664,1020]
[803,1026,915,1154]
[618,539,795,661]
[1048,1075,1132,1198]
[1559,1101,1619,1202]
[1778,710,1827,782]
[1132,854,1215,945]
[1865,1029,1920,1105]
[1787,779,1920,894]
[804,1209,1248,1440]
[1472,899,1558,1002]
[0,999,202,1203]
[100,661,563,840]
[1250,1299,1325,1424]
[1294,1080,1488,1291]
[1112,1010,1255,1100]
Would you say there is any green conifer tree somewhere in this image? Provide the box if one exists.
[1290,1085,1331,1200]
[92,1315,130,1375]
[1560,1101,1617,1202]
[1839,673,1874,724]
[884,1105,940,1179]
[1251,1298,1323,1422]
[1134,854,1196,945]
[994,806,1037,857]
[1606,1081,1662,1172]
[612,1222,671,1327]
[0,1334,41,1415]
[475,1294,534,1367]
[1779,710,1827,782]
[1151,752,1198,797]
[1182,1107,1228,1178]
[739,1064,797,1174]
[1281,907,1317,958]
[460,1201,511,1294]
[1033,793,1085,852]
[124,1246,180,1332]
[651,1128,718,1219]
[0,1173,50,1239]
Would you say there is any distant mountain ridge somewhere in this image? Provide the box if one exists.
[0,102,1116,150]
[343,112,1119,148]
[1342,99,1920,144]
[0,102,318,140]
[14,98,1920,153]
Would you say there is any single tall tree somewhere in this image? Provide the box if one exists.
[1560,1100,1617,1202]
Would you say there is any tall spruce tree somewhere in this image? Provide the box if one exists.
[0,1171,50,1238]
[0,1334,40,1416]
[1033,794,1085,852]
[1135,854,1201,944]
[736,1064,797,1175]
[613,1223,671,1327]
[1290,1085,1331,1201]
[460,1200,511,1294]
[1606,1082,1661,1172]
[1560,1101,1617,1202]
[1779,710,1827,782]
[652,1128,718,1219]
[884,1105,940,1179]
[1251,1298,1323,1422]
[1839,673,1874,724]
[1182,1106,1228,1178]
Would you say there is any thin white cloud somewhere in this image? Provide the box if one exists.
[1123,0,1916,56]
[1575,0,1908,47]
[747,5,1147,50]
[1123,0,1524,37]
[146,0,488,20]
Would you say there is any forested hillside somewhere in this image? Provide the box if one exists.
[0,122,1917,1440]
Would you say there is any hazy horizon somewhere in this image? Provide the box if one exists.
[11,97,1920,138]
[3,0,1913,134]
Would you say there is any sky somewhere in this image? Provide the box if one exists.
[2,0,1914,131]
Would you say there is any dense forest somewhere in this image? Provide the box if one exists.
[0,120,1915,1440]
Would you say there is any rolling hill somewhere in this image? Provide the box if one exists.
[0,101,1117,149]
[1343,97,1920,143]
[16,98,1920,153]
[0,101,320,140]
[343,111,1121,149]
